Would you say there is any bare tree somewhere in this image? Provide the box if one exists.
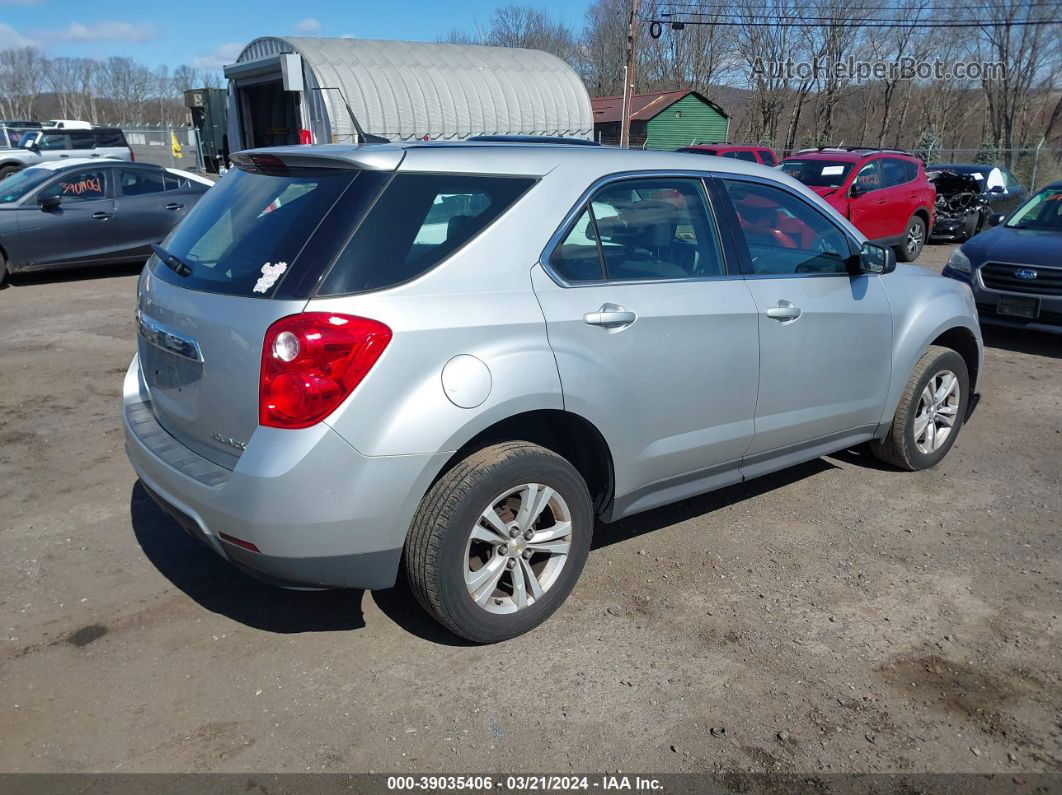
[972,0,1060,165]
[0,47,47,119]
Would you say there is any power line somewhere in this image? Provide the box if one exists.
[648,14,1061,27]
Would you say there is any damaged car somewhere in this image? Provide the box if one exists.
[928,164,1026,241]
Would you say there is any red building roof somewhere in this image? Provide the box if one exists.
[590,89,728,123]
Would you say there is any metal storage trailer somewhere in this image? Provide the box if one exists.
[223,36,594,150]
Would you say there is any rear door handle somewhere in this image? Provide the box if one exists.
[766,301,802,321]
[584,304,637,328]
[165,203,185,211]
[91,212,112,220]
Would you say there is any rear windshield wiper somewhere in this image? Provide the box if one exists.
[151,243,193,277]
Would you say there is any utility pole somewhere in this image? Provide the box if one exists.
[619,0,641,148]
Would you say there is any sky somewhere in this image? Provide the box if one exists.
[0,0,589,73]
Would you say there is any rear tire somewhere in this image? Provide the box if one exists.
[404,441,593,643]
[870,346,969,471]
[0,251,7,288]
[895,215,926,262]
[0,165,19,181]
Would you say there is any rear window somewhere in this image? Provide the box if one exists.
[148,167,359,297]
[317,173,535,295]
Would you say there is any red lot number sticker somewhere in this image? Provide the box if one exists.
[61,177,103,197]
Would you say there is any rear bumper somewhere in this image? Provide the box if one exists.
[122,355,446,590]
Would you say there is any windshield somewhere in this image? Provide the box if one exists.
[779,159,854,187]
[0,167,54,203]
[148,166,359,297]
[1005,186,1062,231]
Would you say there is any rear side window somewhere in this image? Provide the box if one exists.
[95,129,126,148]
[149,167,359,297]
[119,168,165,196]
[69,132,96,150]
[882,157,915,187]
[733,151,758,162]
[758,150,776,166]
[318,174,535,295]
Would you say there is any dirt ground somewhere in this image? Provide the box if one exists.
[0,244,1059,776]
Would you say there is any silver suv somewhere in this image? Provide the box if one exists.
[123,142,983,642]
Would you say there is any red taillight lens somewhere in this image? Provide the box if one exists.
[129,150,135,161]
[259,313,392,429]
[299,129,313,145]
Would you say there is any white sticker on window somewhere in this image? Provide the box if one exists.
[252,262,288,294]
[821,165,845,175]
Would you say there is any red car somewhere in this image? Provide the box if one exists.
[779,148,935,261]
[677,143,778,166]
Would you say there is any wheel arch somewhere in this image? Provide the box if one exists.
[930,325,980,393]
[431,409,615,517]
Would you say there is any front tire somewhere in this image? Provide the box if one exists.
[0,165,19,181]
[870,346,969,470]
[895,215,926,262]
[404,441,593,643]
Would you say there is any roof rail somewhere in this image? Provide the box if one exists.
[466,135,600,147]
[804,145,914,156]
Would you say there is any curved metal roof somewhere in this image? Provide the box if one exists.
[234,36,593,142]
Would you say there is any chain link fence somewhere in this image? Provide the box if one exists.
[121,126,205,172]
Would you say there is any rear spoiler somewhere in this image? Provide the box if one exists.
[231,147,405,172]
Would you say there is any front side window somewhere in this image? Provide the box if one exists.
[119,168,165,196]
[853,160,883,193]
[38,133,69,151]
[551,178,726,283]
[733,150,758,162]
[723,179,853,275]
[40,168,109,202]
[319,173,535,295]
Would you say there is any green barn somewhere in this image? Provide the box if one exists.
[590,89,729,149]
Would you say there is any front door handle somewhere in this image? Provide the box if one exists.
[766,301,802,321]
[91,212,112,220]
[165,203,185,211]
[584,303,637,328]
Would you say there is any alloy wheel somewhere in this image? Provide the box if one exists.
[913,369,960,454]
[464,483,573,615]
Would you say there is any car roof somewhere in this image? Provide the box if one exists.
[687,144,766,150]
[239,141,795,179]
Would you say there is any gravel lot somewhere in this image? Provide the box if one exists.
[1,244,1059,775]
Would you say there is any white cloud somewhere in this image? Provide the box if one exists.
[295,18,321,34]
[193,41,243,70]
[40,21,159,44]
[0,22,36,49]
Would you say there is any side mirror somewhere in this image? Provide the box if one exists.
[989,185,1005,194]
[856,241,896,275]
[987,213,1005,227]
[38,194,61,211]
[849,182,864,198]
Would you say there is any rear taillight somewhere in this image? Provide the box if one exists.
[129,150,135,161]
[259,313,392,429]
[299,129,313,145]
